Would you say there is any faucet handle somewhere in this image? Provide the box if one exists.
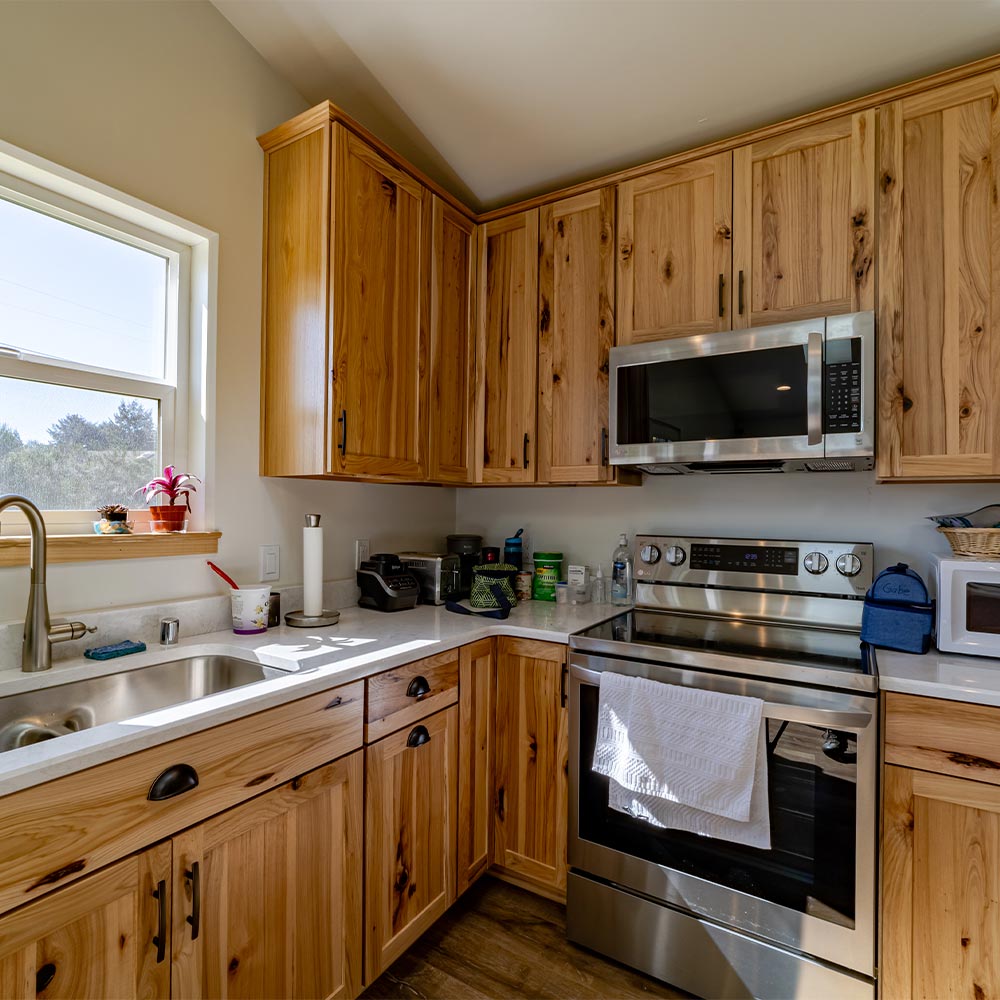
[160,618,180,646]
[50,621,97,644]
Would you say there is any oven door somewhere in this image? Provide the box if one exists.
[569,653,877,976]
[609,320,825,467]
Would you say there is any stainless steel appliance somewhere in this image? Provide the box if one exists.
[357,554,420,612]
[609,311,874,473]
[399,552,461,605]
[930,551,1000,657]
[567,534,878,1000]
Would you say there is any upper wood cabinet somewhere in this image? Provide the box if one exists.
[538,189,616,481]
[365,705,458,981]
[492,638,568,899]
[429,198,477,483]
[171,753,364,1000]
[877,72,1000,480]
[732,111,875,328]
[0,845,170,1000]
[476,210,539,483]
[260,122,430,480]
[617,153,733,343]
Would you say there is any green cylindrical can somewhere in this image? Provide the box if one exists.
[532,552,564,602]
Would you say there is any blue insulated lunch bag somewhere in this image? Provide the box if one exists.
[860,563,934,654]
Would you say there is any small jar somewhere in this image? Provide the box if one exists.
[555,582,569,605]
[515,571,533,602]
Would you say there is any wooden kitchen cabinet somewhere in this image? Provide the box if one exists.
[732,111,875,328]
[365,705,458,980]
[877,71,1000,480]
[171,752,364,1000]
[429,197,477,483]
[492,638,568,898]
[457,638,495,895]
[260,120,430,481]
[617,152,733,344]
[538,188,616,482]
[0,844,171,999]
[476,210,539,483]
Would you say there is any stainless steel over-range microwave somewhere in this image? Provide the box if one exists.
[609,311,875,474]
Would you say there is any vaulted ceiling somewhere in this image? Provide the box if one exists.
[213,0,1000,211]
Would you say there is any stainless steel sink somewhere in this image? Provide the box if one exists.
[0,655,279,753]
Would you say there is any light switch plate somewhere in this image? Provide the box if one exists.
[259,544,280,582]
[355,538,370,569]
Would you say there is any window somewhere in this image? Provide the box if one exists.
[0,169,191,517]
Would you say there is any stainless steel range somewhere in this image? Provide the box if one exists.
[567,535,877,1000]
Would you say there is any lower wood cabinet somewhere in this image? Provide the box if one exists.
[0,844,170,999]
[172,752,363,1000]
[365,705,458,981]
[492,637,569,898]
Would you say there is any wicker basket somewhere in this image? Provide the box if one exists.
[937,526,1000,558]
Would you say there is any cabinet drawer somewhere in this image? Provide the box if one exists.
[0,680,363,917]
[365,649,459,742]
[884,691,1000,785]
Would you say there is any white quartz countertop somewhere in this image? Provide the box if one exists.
[0,601,619,796]
[877,646,1000,708]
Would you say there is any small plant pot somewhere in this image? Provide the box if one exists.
[149,505,189,533]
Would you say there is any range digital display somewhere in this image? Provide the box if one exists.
[690,543,800,575]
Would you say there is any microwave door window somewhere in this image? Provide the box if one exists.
[617,345,809,445]
[966,583,1000,634]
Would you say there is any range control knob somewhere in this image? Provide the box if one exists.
[639,544,661,565]
[836,553,863,577]
[664,545,687,567]
[803,552,829,575]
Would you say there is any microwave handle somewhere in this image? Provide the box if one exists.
[807,330,823,445]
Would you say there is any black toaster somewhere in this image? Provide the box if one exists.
[357,554,420,612]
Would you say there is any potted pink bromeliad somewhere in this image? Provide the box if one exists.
[135,465,201,533]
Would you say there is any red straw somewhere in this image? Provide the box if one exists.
[207,560,239,590]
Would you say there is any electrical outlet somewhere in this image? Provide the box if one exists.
[259,544,280,582]
[355,538,370,569]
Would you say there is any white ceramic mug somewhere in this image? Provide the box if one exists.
[231,586,271,635]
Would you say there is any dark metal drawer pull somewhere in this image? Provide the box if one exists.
[718,273,725,317]
[147,763,199,801]
[338,409,347,455]
[152,879,167,962]
[523,432,530,470]
[738,269,745,315]
[406,725,431,748]
[406,675,431,699]
[185,862,201,940]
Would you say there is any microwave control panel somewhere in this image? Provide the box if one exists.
[824,337,862,433]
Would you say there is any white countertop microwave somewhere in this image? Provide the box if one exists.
[931,552,1000,658]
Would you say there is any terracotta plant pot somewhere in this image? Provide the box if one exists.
[149,504,188,533]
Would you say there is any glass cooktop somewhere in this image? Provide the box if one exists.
[572,609,874,691]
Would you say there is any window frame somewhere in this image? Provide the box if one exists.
[0,138,216,536]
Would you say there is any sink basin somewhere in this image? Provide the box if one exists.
[0,655,279,753]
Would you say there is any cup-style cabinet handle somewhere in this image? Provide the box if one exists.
[406,675,431,699]
[148,763,199,801]
[406,725,431,748]
[185,862,201,940]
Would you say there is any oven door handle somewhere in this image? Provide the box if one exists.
[806,329,823,446]
[571,663,872,730]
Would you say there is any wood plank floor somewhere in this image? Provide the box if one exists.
[361,877,689,999]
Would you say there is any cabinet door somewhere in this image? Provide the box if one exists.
[538,188,615,482]
[171,753,363,1000]
[429,198,477,483]
[331,126,430,479]
[457,638,495,895]
[365,705,458,980]
[733,111,875,328]
[882,764,1000,998]
[492,638,568,897]
[878,72,1000,480]
[617,152,733,344]
[476,210,539,483]
[0,845,170,999]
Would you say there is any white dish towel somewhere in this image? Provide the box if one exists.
[592,671,771,849]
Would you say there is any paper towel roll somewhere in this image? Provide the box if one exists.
[303,513,323,618]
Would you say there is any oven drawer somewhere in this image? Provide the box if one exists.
[365,649,459,742]
[884,692,1000,784]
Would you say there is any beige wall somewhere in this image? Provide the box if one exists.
[0,1,455,624]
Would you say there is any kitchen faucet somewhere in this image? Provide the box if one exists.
[0,495,96,672]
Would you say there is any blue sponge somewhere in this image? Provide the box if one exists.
[84,640,147,660]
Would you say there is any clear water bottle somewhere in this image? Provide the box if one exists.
[611,533,633,607]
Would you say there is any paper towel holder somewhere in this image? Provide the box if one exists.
[285,512,341,628]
